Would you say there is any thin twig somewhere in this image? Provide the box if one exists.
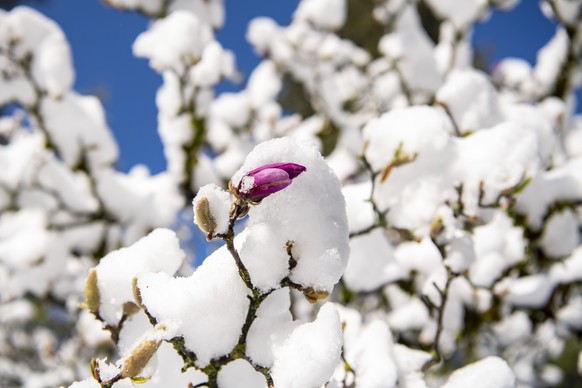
[189,382,209,388]
[422,269,455,371]
[214,198,275,385]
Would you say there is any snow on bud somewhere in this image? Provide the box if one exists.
[94,229,184,326]
[234,162,307,202]
[90,358,121,384]
[194,196,217,236]
[120,339,161,381]
[232,137,350,292]
[119,323,175,383]
[132,276,145,310]
[271,303,343,387]
[303,287,330,304]
[192,184,232,237]
[89,358,100,382]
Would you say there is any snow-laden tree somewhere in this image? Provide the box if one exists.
[1,0,581,387]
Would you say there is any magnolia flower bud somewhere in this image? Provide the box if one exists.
[123,302,140,316]
[84,268,100,313]
[303,287,330,304]
[90,358,100,381]
[132,277,145,310]
[194,196,217,235]
[121,339,161,380]
[430,217,444,239]
[235,162,307,202]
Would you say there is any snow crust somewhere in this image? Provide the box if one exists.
[217,359,266,388]
[343,229,400,291]
[97,167,183,244]
[442,356,516,388]
[95,229,184,325]
[232,137,349,292]
[137,246,248,366]
[41,92,118,168]
[436,69,503,133]
[192,183,232,235]
[270,303,343,387]
[0,7,73,102]
[342,182,375,233]
[469,212,525,287]
[425,0,488,28]
[133,11,213,71]
[295,0,347,30]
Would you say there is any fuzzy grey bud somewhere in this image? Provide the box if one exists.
[194,196,217,236]
[121,339,161,380]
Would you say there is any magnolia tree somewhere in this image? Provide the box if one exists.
[1,0,582,387]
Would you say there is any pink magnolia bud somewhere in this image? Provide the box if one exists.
[237,162,307,202]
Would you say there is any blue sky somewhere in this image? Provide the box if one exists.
[18,0,576,174]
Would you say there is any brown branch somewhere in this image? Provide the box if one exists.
[340,349,356,388]
[422,269,455,371]
[212,198,275,385]
[544,0,581,100]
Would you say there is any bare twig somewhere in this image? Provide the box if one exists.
[422,269,455,371]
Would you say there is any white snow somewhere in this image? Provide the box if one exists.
[550,245,582,284]
[515,158,582,229]
[495,274,555,309]
[425,0,488,29]
[218,359,267,388]
[95,228,184,325]
[237,224,291,291]
[271,303,343,387]
[436,69,503,133]
[349,320,398,387]
[133,11,213,71]
[378,7,442,94]
[40,92,118,169]
[4,2,582,388]
[534,27,569,95]
[540,209,580,258]
[97,167,183,244]
[363,105,454,231]
[0,209,48,271]
[343,229,402,292]
[246,288,297,368]
[341,182,375,234]
[232,137,350,292]
[469,212,526,288]
[294,0,347,30]
[492,311,532,346]
[31,30,74,98]
[442,356,516,388]
[192,184,232,235]
[136,246,249,366]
